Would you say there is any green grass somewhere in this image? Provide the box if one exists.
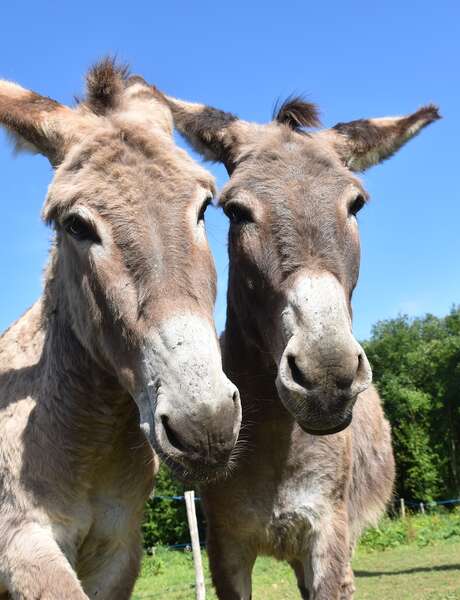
[133,514,460,599]
[353,541,460,600]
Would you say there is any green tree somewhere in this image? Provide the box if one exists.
[364,306,460,501]
[142,465,188,549]
[142,465,207,548]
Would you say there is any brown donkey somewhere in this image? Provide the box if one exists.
[0,61,241,599]
[166,95,439,599]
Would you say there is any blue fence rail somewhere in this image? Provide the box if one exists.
[405,497,460,508]
[153,495,201,501]
[154,494,460,506]
[151,494,460,551]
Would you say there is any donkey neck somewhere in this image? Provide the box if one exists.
[219,305,298,488]
[32,268,137,464]
[41,311,129,426]
[223,305,293,429]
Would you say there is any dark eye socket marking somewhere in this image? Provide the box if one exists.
[198,198,212,223]
[349,194,366,217]
[63,215,101,243]
[223,202,254,226]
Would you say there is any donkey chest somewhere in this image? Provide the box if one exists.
[57,444,155,565]
[54,471,151,561]
[212,438,338,559]
[260,480,332,558]
[86,448,155,540]
[88,492,139,541]
[71,494,140,585]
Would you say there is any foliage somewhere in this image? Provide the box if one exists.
[142,465,208,549]
[142,464,188,549]
[363,306,460,501]
[359,509,460,551]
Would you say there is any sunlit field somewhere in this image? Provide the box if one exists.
[133,513,460,599]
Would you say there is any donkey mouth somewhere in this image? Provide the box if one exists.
[298,412,353,436]
[152,410,237,483]
[163,457,233,484]
[154,442,235,483]
[276,377,355,436]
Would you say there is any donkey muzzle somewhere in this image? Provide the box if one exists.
[135,314,242,478]
[276,271,372,435]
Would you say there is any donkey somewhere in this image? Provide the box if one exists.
[0,60,242,600]
[165,94,440,599]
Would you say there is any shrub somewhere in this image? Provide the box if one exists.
[359,511,460,552]
[142,465,207,549]
[142,465,188,549]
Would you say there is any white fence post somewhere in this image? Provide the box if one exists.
[400,498,406,519]
[420,502,425,515]
[185,490,206,600]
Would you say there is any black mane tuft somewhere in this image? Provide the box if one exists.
[273,96,320,130]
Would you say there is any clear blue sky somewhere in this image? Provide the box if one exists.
[0,1,458,340]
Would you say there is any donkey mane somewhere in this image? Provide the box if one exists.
[80,57,166,116]
[83,57,131,114]
[273,95,321,131]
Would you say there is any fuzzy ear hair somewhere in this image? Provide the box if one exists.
[0,79,78,165]
[163,96,248,173]
[273,96,321,130]
[320,105,441,171]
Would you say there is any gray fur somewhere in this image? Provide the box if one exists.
[166,93,439,599]
[0,62,241,599]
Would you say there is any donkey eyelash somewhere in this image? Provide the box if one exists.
[197,198,212,223]
[223,202,254,226]
[348,194,366,217]
[62,214,101,243]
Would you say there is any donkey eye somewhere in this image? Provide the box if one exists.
[349,194,366,217]
[63,215,100,243]
[198,199,211,223]
[224,203,254,226]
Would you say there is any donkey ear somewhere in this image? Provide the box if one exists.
[320,105,441,172]
[0,80,76,165]
[163,96,250,173]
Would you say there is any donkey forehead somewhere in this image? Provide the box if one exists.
[64,123,214,188]
[221,132,362,206]
[46,126,214,217]
[258,132,351,182]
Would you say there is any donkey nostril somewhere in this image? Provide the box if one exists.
[287,354,314,390]
[355,352,366,380]
[161,416,187,453]
[232,390,239,405]
[336,375,354,390]
[336,353,363,390]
